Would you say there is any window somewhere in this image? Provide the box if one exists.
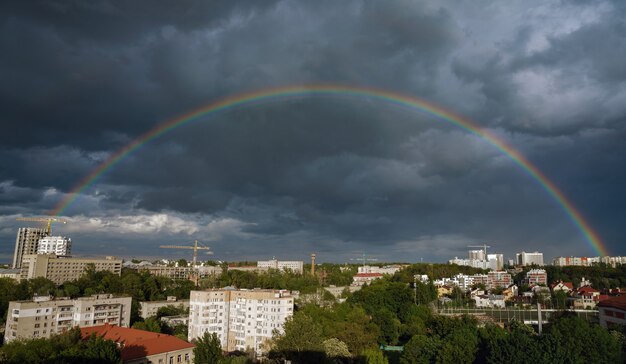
[178,354,182,362]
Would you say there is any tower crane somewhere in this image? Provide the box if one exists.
[160,240,212,267]
[15,217,67,235]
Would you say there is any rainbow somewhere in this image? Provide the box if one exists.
[49,84,607,256]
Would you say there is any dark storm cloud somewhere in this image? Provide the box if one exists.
[1,0,625,261]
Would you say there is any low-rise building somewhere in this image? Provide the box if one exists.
[352,273,384,286]
[473,295,506,308]
[571,286,601,309]
[81,324,194,364]
[550,281,574,293]
[4,294,131,343]
[358,265,403,275]
[20,254,122,284]
[598,295,626,329]
[257,259,304,274]
[0,268,21,281]
[188,288,295,354]
[139,296,190,319]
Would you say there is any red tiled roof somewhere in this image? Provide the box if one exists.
[81,324,194,361]
[577,286,599,294]
[550,281,573,289]
[598,295,626,311]
[354,273,383,278]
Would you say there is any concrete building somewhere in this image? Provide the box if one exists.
[358,265,403,275]
[473,295,506,308]
[257,259,304,274]
[0,268,21,281]
[598,295,626,329]
[488,271,512,289]
[138,265,222,280]
[20,254,122,284]
[139,296,190,319]
[468,249,485,261]
[188,288,294,354]
[4,294,131,343]
[12,227,47,269]
[82,324,194,364]
[449,251,503,270]
[516,251,544,266]
[525,269,548,286]
[37,236,72,256]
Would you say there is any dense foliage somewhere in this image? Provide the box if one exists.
[0,327,121,363]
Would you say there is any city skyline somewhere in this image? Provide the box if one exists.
[1,1,625,263]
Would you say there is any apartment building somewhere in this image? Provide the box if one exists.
[488,271,513,289]
[138,265,222,280]
[257,259,304,274]
[188,288,294,354]
[525,269,548,286]
[12,227,47,269]
[357,265,404,275]
[139,296,190,319]
[4,294,132,343]
[20,254,122,284]
[37,236,72,256]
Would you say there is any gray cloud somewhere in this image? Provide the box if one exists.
[1,0,624,262]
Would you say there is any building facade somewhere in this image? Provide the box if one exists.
[138,265,222,280]
[188,288,294,354]
[81,324,194,364]
[257,259,304,274]
[0,268,21,281]
[37,236,72,256]
[4,294,131,343]
[357,265,403,275]
[139,296,190,319]
[516,251,544,266]
[525,269,548,286]
[487,271,512,289]
[20,254,122,284]
[12,227,47,269]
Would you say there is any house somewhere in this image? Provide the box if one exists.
[352,273,383,286]
[550,281,574,293]
[502,285,518,301]
[436,285,454,297]
[81,324,194,364]
[571,286,601,309]
[598,295,626,329]
[473,295,505,308]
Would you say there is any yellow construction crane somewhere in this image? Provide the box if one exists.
[15,217,67,235]
[160,240,212,267]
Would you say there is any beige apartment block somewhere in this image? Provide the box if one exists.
[139,296,190,319]
[12,227,47,269]
[257,259,304,274]
[20,254,122,284]
[188,288,294,354]
[138,265,222,280]
[4,294,132,343]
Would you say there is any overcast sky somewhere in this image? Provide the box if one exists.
[1,0,624,264]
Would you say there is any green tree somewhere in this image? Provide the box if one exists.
[132,316,163,333]
[323,338,351,359]
[193,332,223,364]
[272,312,325,363]
[400,334,440,364]
[363,347,389,364]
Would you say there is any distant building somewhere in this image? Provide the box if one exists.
[4,294,131,343]
[516,251,544,266]
[81,324,194,364]
[358,265,403,275]
[20,254,122,284]
[12,228,47,269]
[139,296,190,319]
[0,268,21,281]
[571,286,602,309]
[473,295,506,308]
[525,269,547,286]
[137,265,222,280]
[488,271,512,289]
[188,288,294,354]
[352,273,384,286]
[550,281,574,293]
[227,265,269,273]
[449,251,503,270]
[37,236,72,256]
[257,259,304,274]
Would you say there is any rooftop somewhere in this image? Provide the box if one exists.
[81,324,194,361]
[598,295,626,311]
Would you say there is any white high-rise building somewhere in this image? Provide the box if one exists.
[37,236,72,256]
[516,251,544,266]
[188,288,294,354]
